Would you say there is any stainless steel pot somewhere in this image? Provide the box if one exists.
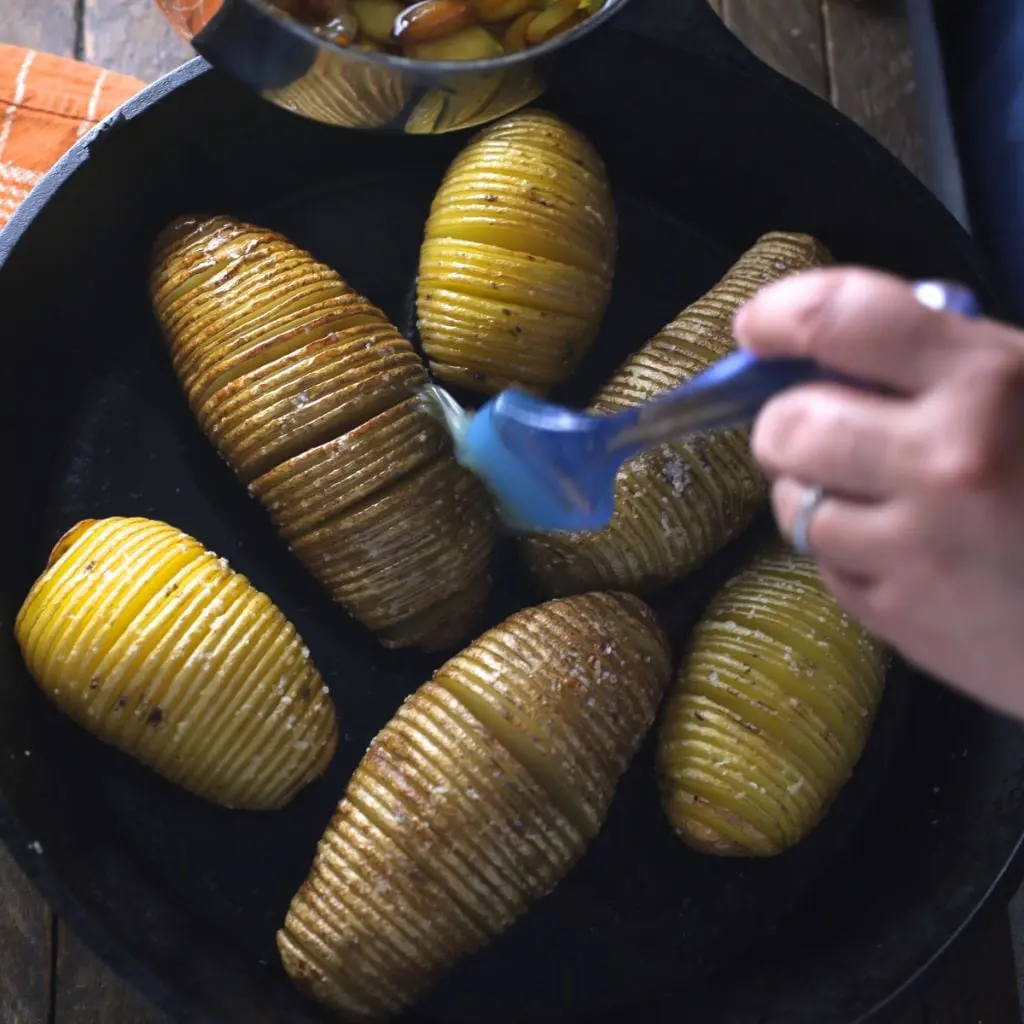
[155,0,632,132]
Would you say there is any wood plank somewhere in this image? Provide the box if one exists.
[0,843,52,1024]
[55,923,170,1024]
[923,909,1022,1023]
[720,0,828,99]
[821,0,925,180]
[0,0,77,57]
[82,0,195,83]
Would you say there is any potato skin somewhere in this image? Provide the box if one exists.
[417,108,617,394]
[522,231,833,597]
[150,215,496,651]
[278,592,671,1020]
[14,517,338,810]
[656,541,888,857]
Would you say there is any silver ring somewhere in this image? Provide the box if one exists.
[791,484,826,557]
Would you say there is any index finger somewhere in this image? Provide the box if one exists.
[732,267,1007,394]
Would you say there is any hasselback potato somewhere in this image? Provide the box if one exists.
[417,109,617,394]
[278,592,671,1020]
[15,517,338,810]
[522,231,833,597]
[657,541,888,856]
[150,215,496,651]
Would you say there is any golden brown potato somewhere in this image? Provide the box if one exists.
[522,231,833,597]
[150,215,496,651]
[416,109,617,394]
[278,592,671,1020]
[14,517,338,810]
[657,540,888,856]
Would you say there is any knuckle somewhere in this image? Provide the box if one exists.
[864,577,906,624]
[800,269,865,331]
[819,567,872,625]
[786,275,848,356]
[755,392,843,473]
[922,440,994,493]
[921,352,1024,492]
[917,347,1024,492]
[968,346,1024,405]
[787,268,897,364]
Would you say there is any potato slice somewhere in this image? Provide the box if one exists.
[417,109,616,394]
[522,231,833,597]
[656,540,888,856]
[286,456,495,643]
[250,396,448,541]
[278,592,671,1020]
[14,517,338,810]
[263,48,413,130]
[151,216,496,650]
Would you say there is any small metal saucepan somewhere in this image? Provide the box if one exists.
[155,0,633,133]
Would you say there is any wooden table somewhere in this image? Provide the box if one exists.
[0,1,1020,1022]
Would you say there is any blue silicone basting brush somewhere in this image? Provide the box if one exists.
[422,280,980,534]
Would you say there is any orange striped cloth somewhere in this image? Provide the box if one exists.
[0,45,144,230]
[159,0,223,39]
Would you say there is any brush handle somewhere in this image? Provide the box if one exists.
[609,279,982,455]
[608,351,829,453]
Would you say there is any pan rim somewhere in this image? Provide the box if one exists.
[0,47,1022,1024]
[236,0,636,76]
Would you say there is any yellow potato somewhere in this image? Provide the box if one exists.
[522,231,833,597]
[406,24,504,61]
[351,0,404,44]
[417,109,616,394]
[278,592,671,1020]
[14,517,338,810]
[657,540,888,856]
[150,215,496,651]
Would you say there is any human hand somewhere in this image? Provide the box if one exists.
[735,267,1024,720]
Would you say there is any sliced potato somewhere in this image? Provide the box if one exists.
[278,592,671,1020]
[351,0,405,43]
[263,48,412,130]
[14,517,338,810]
[417,109,616,394]
[657,540,888,856]
[522,231,833,597]
[150,215,496,650]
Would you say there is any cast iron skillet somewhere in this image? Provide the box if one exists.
[2,3,1023,1022]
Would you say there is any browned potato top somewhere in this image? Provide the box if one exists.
[279,591,671,1020]
[523,231,833,597]
[151,215,496,651]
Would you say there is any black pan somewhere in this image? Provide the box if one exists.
[2,4,1023,1023]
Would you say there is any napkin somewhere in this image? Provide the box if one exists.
[0,44,144,230]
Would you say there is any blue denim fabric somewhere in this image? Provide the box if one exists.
[953,0,1024,313]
